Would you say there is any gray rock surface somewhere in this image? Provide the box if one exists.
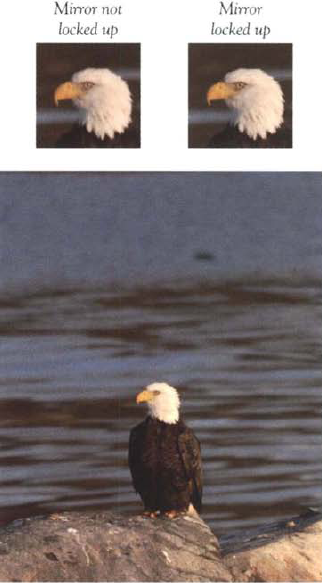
[223,512,322,582]
[0,510,321,582]
[0,511,231,582]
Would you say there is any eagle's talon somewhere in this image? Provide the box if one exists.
[143,511,159,518]
[164,510,181,519]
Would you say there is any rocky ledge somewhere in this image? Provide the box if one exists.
[0,510,320,582]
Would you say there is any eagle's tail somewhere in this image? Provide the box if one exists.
[187,503,199,517]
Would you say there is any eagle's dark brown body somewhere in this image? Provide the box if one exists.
[208,123,292,148]
[55,124,140,148]
[128,416,202,513]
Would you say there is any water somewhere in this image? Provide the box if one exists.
[0,279,321,534]
[1,172,321,294]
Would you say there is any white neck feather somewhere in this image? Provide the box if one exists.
[72,68,132,140]
[225,69,284,140]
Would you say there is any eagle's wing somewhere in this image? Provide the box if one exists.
[128,422,148,501]
[128,425,141,492]
[178,428,203,512]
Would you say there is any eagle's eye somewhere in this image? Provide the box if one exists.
[81,81,95,91]
[234,82,247,90]
[152,390,161,396]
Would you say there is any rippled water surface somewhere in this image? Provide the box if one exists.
[0,278,321,534]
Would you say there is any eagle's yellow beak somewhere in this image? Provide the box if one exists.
[54,81,83,106]
[207,82,237,105]
[136,390,154,404]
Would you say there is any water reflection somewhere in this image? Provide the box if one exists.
[0,278,321,534]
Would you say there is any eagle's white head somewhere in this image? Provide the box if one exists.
[136,382,180,424]
[54,67,132,140]
[207,68,284,140]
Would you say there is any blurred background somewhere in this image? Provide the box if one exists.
[189,44,292,147]
[0,172,321,535]
[36,43,140,147]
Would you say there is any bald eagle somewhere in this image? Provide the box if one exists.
[207,68,291,148]
[128,382,202,518]
[54,67,139,148]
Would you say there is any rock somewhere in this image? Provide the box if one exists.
[0,511,231,582]
[0,510,320,582]
[222,511,322,582]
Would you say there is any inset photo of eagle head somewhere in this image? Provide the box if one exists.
[37,43,140,148]
[189,43,292,148]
